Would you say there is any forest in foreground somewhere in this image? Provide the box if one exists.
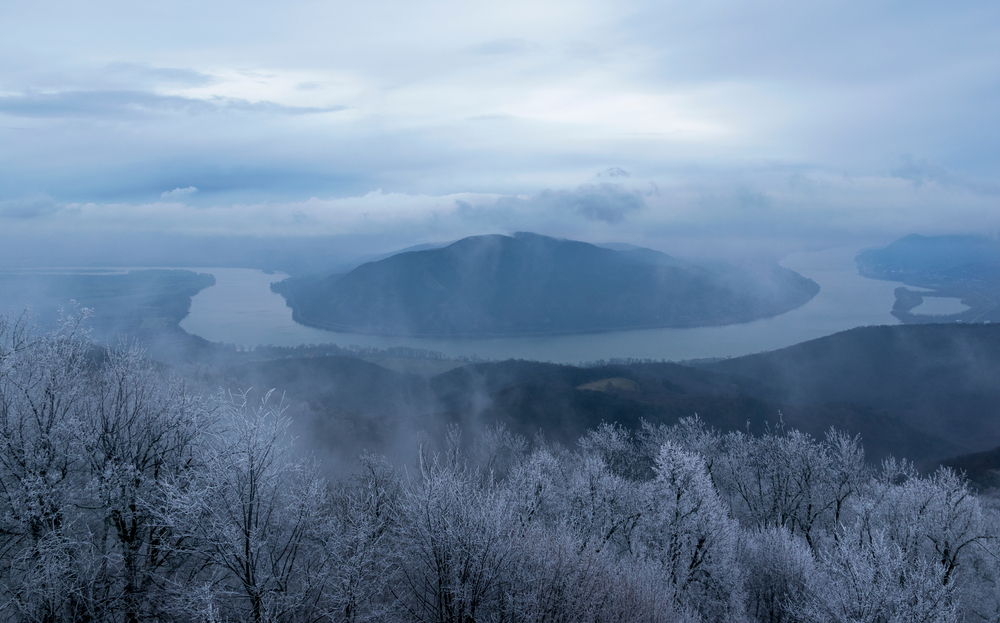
[2,310,1000,623]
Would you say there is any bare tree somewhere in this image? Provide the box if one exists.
[0,310,96,622]
[395,448,519,623]
[325,452,403,623]
[160,391,329,623]
[80,342,215,622]
[800,526,958,623]
[639,442,747,622]
[739,527,816,623]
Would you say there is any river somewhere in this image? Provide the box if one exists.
[179,247,901,363]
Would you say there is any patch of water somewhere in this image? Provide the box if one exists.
[911,297,970,316]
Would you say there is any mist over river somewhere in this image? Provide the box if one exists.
[180,247,901,363]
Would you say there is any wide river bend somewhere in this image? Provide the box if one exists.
[180,247,901,364]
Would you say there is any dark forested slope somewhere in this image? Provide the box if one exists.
[428,359,943,463]
[703,323,1000,455]
[170,321,1000,471]
[220,346,948,466]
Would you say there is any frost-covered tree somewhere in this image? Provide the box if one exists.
[800,526,958,623]
[715,428,867,550]
[638,442,746,621]
[325,452,403,623]
[0,309,217,622]
[161,391,329,623]
[739,527,816,623]
[395,446,520,623]
[856,464,997,622]
[81,342,214,622]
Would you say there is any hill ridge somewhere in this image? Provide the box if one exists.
[273,232,819,337]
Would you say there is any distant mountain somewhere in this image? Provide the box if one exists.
[0,269,215,344]
[856,234,1000,323]
[857,234,1000,279]
[273,232,819,336]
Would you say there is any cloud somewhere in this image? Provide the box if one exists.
[466,38,531,56]
[453,184,647,229]
[529,184,646,224]
[3,167,1000,266]
[890,155,1000,196]
[0,91,346,119]
[1,0,999,254]
[0,195,61,219]
[161,186,198,199]
[103,62,217,88]
[737,188,772,211]
[598,167,630,178]
[890,155,950,188]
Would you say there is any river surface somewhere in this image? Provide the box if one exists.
[180,247,902,363]
[911,297,971,315]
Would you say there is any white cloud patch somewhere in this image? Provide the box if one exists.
[0,91,344,120]
[466,38,532,56]
[161,186,198,199]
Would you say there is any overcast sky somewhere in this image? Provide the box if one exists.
[2,0,999,258]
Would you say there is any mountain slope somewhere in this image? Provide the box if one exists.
[274,232,819,336]
[217,347,948,466]
[428,359,943,463]
[702,323,1000,455]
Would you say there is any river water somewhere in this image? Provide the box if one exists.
[910,297,971,315]
[180,247,901,363]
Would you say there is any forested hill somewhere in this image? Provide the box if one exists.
[857,233,1000,280]
[702,323,1000,456]
[857,234,1000,323]
[425,359,945,464]
[209,324,1000,468]
[272,232,819,336]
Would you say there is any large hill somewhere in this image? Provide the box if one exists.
[213,323,1000,469]
[702,323,1000,455]
[273,232,819,336]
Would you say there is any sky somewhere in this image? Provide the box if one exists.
[2,0,999,261]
